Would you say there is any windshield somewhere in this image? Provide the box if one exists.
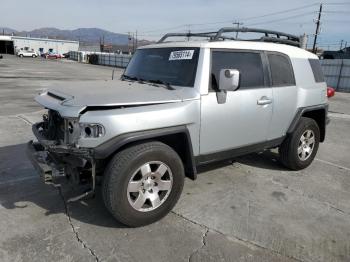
[124,47,200,87]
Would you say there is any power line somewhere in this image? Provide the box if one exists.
[246,12,316,26]
[322,11,350,13]
[239,3,318,21]
[323,2,350,5]
[138,3,320,34]
[138,2,347,41]
[141,25,188,34]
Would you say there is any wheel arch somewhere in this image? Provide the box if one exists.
[287,104,328,142]
[94,126,197,180]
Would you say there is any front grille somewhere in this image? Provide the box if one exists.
[41,110,65,141]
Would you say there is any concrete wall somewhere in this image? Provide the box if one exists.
[12,37,79,55]
[320,59,350,92]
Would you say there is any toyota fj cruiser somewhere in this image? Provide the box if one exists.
[27,28,329,227]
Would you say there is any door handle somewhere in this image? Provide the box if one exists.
[257,96,273,105]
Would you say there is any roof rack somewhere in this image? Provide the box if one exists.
[157,27,301,47]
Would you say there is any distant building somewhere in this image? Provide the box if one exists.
[0,35,79,55]
[322,47,350,59]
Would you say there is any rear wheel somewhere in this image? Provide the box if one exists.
[102,141,184,227]
[32,54,36,58]
[19,54,23,58]
[279,117,320,170]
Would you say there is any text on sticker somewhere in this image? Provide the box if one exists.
[169,50,195,60]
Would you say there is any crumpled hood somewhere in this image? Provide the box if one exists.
[35,80,199,117]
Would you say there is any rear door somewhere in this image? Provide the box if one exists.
[265,52,298,140]
[200,50,273,156]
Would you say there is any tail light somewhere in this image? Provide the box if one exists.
[327,87,335,98]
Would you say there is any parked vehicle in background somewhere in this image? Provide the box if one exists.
[327,87,335,98]
[45,52,63,59]
[17,50,38,58]
[27,27,329,227]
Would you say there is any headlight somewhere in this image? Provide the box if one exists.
[80,123,105,138]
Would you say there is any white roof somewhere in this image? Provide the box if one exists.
[11,36,79,44]
[0,35,79,44]
[139,40,317,59]
[0,35,12,41]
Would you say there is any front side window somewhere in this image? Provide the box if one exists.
[211,51,265,90]
[267,53,295,86]
[124,47,200,87]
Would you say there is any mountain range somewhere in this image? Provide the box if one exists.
[0,27,134,45]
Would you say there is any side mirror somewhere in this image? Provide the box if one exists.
[219,69,240,91]
[216,69,240,104]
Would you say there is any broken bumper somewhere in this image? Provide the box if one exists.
[26,140,56,184]
[27,122,94,184]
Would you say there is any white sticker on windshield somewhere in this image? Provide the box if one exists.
[169,50,195,60]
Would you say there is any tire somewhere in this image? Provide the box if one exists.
[102,141,185,227]
[279,117,320,170]
[32,55,36,58]
[19,54,23,58]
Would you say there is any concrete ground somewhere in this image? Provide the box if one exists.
[0,54,350,262]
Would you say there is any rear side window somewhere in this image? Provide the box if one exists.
[309,59,325,83]
[211,51,265,90]
[267,53,295,86]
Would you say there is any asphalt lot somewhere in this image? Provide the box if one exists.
[0,54,350,262]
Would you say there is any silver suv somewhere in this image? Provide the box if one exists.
[27,28,329,227]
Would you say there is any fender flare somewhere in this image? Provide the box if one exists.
[287,104,329,142]
[93,126,197,179]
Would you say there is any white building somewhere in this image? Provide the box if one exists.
[0,35,79,55]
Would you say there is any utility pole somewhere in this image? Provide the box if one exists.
[340,40,344,50]
[186,24,191,41]
[232,21,243,39]
[132,32,136,53]
[135,30,138,49]
[312,3,322,54]
[128,32,131,54]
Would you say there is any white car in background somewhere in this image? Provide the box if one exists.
[17,50,38,58]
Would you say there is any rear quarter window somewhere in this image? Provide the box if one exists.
[309,59,325,83]
[267,53,295,86]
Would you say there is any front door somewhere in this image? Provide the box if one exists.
[200,50,273,156]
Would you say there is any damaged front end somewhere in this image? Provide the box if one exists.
[27,109,97,202]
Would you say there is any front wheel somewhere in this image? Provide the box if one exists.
[19,54,23,58]
[279,117,320,170]
[102,141,184,227]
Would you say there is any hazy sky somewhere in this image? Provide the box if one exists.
[1,0,349,49]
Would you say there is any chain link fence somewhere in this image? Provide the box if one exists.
[320,59,350,92]
[69,51,132,68]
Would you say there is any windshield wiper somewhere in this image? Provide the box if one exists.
[146,79,175,90]
[122,75,174,90]
[122,74,149,85]
[121,74,139,81]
